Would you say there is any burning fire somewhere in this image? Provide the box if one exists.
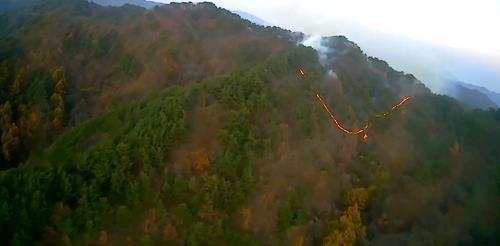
[299,68,412,142]
[375,96,413,118]
[315,93,369,136]
[299,68,305,77]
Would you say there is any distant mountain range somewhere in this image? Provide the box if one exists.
[232,10,273,26]
[445,81,499,109]
[89,0,160,9]
[0,0,38,13]
[89,1,274,27]
[460,82,500,107]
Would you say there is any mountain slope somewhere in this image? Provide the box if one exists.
[0,0,499,245]
[10,0,289,121]
[0,0,38,14]
[461,82,500,107]
[445,81,498,109]
[233,10,273,26]
[89,0,161,9]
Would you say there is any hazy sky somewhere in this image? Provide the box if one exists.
[160,0,500,92]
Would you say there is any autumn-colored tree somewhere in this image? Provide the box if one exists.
[50,67,66,130]
[0,101,13,128]
[323,204,365,246]
[162,223,178,241]
[241,207,251,231]
[18,107,42,145]
[324,186,375,246]
[98,230,108,245]
[295,235,304,246]
[52,107,64,130]
[343,186,375,209]
[55,79,65,96]
[51,67,65,83]
[2,123,20,160]
[164,56,178,78]
[50,93,64,108]
[188,149,210,172]
[10,67,27,96]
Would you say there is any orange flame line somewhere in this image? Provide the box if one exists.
[315,93,368,135]
[299,68,305,77]
[375,96,413,118]
[297,67,412,141]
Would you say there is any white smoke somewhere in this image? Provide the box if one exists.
[326,69,338,79]
[300,35,329,66]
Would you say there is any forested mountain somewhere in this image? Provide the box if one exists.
[90,0,161,9]
[460,81,500,107]
[233,10,273,27]
[0,0,38,14]
[0,0,499,245]
[445,81,498,110]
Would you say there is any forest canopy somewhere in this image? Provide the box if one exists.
[0,0,499,245]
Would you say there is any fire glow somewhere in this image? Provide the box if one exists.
[375,96,413,118]
[299,68,305,77]
[299,68,412,142]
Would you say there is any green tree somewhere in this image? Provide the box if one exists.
[10,67,27,96]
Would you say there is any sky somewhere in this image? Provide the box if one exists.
[159,0,500,93]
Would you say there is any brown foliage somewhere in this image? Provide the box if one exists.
[0,101,13,128]
[55,79,66,95]
[1,123,20,160]
[50,67,66,130]
[343,186,375,209]
[295,234,304,246]
[52,106,64,130]
[51,67,65,83]
[188,149,210,172]
[98,230,108,245]
[324,186,375,245]
[164,57,178,78]
[241,207,252,231]
[162,223,178,241]
[323,204,365,246]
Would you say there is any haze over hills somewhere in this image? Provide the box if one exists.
[0,0,499,245]
[444,81,498,110]
[232,10,273,27]
[0,0,38,13]
[89,0,161,8]
[459,81,500,107]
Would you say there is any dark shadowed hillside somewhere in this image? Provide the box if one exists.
[445,81,498,109]
[460,81,500,107]
[0,0,499,245]
[0,0,38,14]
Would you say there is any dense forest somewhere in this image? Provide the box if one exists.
[0,0,499,245]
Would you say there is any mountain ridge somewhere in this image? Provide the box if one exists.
[445,81,498,109]
[0,0,499,245]
[89,0,161,9]
[460,81,500,107]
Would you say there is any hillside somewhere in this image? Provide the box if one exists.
[0,0,291,169]
[90,0,161,9]
[461,82,500,107]
[0,0,38,14]
[233,10,273,27]
[445,81,498,109]
[0,0,499,245]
